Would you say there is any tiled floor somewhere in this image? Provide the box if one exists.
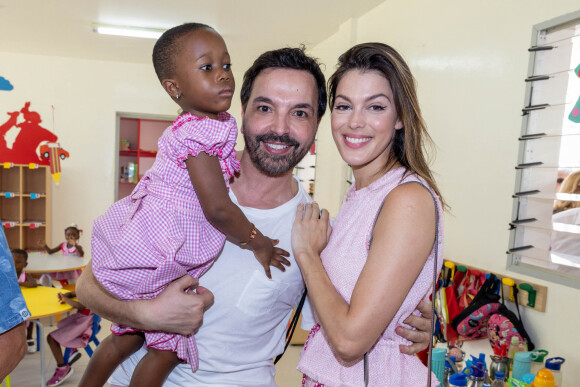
[9,317,303,386]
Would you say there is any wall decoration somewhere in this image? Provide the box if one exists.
[0,76,14,91]
[570,97,580,123]
[0,102,69,183]
[569,64,580,123]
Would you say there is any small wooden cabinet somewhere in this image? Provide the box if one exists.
[0,163,51,250]
[117,116,174,200]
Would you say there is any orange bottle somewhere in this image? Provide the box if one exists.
[530,369,556,387]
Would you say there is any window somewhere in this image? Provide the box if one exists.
[507,10,580,288]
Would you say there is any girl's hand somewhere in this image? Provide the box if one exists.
[251,237,291,279]
[57,292,74,303]
[23,279,37,288]
[291,202,332,268]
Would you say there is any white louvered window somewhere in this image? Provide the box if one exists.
[507,10,580,289]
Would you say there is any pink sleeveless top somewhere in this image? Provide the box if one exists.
[297,167,444,386]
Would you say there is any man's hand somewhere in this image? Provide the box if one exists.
[77,263,214,336]
[141,276,214,336]
[396,300,433,355]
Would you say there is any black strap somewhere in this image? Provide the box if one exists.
[274,288,308,364]
[364,181,440,386]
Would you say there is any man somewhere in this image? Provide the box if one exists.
[76,47,432,386]
[0,223,30,380]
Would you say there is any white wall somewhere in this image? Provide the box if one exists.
[311,1,579,383]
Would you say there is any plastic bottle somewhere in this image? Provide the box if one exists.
[532,369,556,387]
[530,350,549,375]
[512,351,532,381]
[443,356,458,387]
[544,357,565,387]
[431,348,447,387]
[449,372,468,387]
[507,336,527,372]
[467,362,486,387]
[489,354,510,381]
[490,371,506,387]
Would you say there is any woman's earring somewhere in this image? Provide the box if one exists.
[176,92,182,101]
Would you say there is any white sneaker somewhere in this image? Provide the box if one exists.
[27,339,36,353]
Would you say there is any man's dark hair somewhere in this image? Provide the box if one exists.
[11,249,28,260]
[240,46,327,120]
[152,23,214,82]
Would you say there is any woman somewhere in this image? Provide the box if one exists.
[292,43,445,386]
[553,170,580,214]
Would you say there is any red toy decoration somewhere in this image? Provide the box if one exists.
[1,102,69,182]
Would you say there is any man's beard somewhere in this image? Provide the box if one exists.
[242,121,313,176]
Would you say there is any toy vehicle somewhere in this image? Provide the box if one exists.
[40,143,70,160]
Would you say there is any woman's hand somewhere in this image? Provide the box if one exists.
[291,202,332,270]
[396,300,434,355]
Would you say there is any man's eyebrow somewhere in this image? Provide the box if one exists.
[251,96,274,105]
[293,103,314,111]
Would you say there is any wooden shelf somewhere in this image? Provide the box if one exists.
[0,164,51,250]
[119,149,157,158]
[117,117,172,200]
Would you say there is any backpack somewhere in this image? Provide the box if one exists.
[486,281,535,353]
[451,274,501,340]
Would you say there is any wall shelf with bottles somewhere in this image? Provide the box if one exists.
[116,116,174,200]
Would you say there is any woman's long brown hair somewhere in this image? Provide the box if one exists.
[329,42,447,210]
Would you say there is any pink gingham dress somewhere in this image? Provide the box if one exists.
[298,167,443,386]
[49,242,83,281]
[91,112,239,370]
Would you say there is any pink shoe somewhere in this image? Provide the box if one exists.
[47,365,74,386]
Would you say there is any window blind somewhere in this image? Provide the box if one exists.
[509,16,580,279]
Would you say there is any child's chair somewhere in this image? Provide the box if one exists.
[63,314,102,363]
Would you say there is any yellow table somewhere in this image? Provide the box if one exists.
[21,286,74,387]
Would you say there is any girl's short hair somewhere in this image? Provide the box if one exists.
[328,43,445,208]
[152,23,214,82]
[65,224,81,235]
[11,248,28,260]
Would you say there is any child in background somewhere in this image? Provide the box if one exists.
[46,291,94,387]
[44,224,84,287]
[12,248,37,288]
[12,248,37,353]
[83,23,289,387]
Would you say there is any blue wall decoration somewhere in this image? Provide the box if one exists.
[0,76,14,91]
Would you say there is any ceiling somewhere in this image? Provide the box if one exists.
[0,0,384,71]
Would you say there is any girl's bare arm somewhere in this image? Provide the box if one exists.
[186,153,289,277]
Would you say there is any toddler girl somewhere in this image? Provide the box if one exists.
[83,23,288,387]
[46,291,94,387]
[45,224,85,287]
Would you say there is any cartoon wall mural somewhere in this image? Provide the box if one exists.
[0,102,69,183]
